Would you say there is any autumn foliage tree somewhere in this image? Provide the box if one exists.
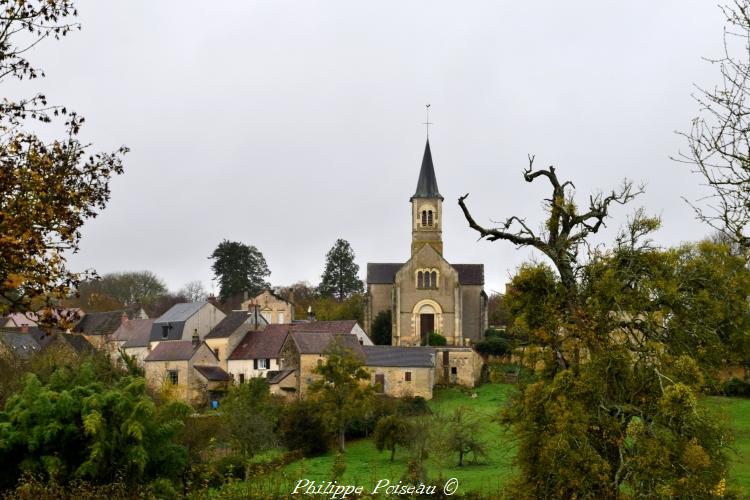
[0,1,127,320]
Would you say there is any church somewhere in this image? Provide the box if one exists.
[365,140,488,346]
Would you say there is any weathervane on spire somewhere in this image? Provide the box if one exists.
[422,103,432,139]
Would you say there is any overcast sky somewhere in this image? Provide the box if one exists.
[24,1,728,295]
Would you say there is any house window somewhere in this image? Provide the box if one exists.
[421,210,427,226]
[239,373,245,384]
[214,348,220,361]
[417,271,424,289]
[278,311,285,324]
[258,358,268,370]
[427,210,433,226]
[431,271,438,289]
[405,372,412,382]
[167,370,178,385]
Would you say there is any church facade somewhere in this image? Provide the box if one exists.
[365,140,488,346]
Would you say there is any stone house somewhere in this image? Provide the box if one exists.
[144,339,230,407]
[433,347,484,387]
[148,301,225,350]
[365,140,488,347]
[277,332,364,398]
[227,324,289,383]
[73,308,147,349]
[108,318,154,367]
[362,346,436,399]
[241,290,294,324]
[204,309,266,371]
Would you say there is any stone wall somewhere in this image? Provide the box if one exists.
[433,347,483,387]
[367,365,434,399]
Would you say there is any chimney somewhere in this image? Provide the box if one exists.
[207,294,220,309]
[20,324,28,333]
[121,312,128,326]
[307,305,315,322]
[192,328,200,347]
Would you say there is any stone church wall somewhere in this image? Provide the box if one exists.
[365,283,393,334]
[461,285,486,344]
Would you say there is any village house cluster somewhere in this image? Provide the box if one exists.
[0,139,487,407]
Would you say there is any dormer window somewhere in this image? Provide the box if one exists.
[161,325,169,339]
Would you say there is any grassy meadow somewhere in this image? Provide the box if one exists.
[215,384,750,498]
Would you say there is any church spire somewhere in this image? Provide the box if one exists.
[410,139,443,201]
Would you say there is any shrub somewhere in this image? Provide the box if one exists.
[474,337,510,356]
[278,399,330,457]
[397,396,431,416]
[428,332,447,346]
[723,377,750,397]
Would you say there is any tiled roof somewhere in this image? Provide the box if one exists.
[367,263,484,285]
[154,302,207,323]
[291,320,357,334]
[73,310,126,336]
[229,326,290,360]
[452,264,484,285]
[149,302,215,342]
[362,346,435,368]
[28,327,54,350]
[112,319,154,348]
[268,368,294,384]
[145,340,201,362]
[57,334,94,353]
[0,330,41,358]
[291,332,364,356]
[194,365,231,381]
[4,313,38,327]
[205,311,253,339]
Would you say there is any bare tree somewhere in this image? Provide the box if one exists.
[458,157,642,367]
[675,1,750,255]
[459,157,641,299]
[179,280,207,303]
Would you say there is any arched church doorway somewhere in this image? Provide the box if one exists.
[413,300,442,346]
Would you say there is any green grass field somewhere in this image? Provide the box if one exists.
[281,384,516,497]
[705,395,750,496]
[217,384,750,498]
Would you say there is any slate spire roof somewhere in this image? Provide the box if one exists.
[411,139,443,201]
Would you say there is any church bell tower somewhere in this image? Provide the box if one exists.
[410,139,444,256]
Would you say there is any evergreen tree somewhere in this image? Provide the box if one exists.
[209,240,271,302]
[318,239,364,301]
[371,310,392,345]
